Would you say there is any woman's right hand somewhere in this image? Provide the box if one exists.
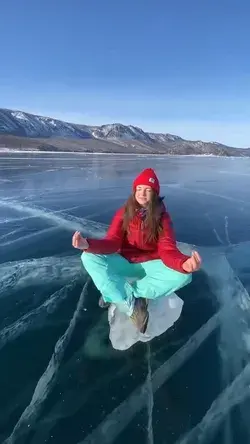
[72,231,89,250]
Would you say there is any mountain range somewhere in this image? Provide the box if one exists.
[0,108,249,157]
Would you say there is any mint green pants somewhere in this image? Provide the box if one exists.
[81,252,192,316]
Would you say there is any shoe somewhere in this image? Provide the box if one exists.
[98,296,110,309]
[130,297,149,334]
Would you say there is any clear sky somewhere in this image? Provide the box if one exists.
[1,0,250,147]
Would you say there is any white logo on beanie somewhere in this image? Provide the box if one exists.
[149,177,155,183]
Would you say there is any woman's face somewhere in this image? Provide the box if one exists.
[135,185,153,207]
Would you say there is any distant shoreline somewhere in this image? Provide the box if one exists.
[0,149,244,158]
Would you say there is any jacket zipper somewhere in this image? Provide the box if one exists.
[140,220,144,247]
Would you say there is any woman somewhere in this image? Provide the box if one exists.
[72,168,201,334]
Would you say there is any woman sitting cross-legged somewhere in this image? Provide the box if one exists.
[72,168,201,334]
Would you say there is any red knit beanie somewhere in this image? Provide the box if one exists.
[133,168,160,195]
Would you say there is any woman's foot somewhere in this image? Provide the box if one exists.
[130,298,149,334]
[98,296,110,309]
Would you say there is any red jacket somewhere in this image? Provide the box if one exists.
[86,204,190,273]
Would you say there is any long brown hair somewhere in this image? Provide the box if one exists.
[122,190,164,243]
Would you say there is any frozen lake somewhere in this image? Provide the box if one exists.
[1,152,250,444]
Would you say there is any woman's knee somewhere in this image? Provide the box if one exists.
[81,251,93,267]
[80,252,107,270]
[158,261,192,286]
[162,265,192,290]
[81,251,95,263]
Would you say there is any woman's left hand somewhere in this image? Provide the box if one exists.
[182,251,202,273]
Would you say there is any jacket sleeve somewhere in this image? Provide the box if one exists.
[85,207,124,254]
[157,212,190,273]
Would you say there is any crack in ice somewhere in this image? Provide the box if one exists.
[78,282,247,444]
[3,278,91,444]
[0,198,107,237]
[0,279,79,351]
[175,361,250,444]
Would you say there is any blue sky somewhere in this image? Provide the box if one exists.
[1,0,250,147]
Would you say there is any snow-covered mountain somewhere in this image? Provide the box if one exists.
[0,108,249,156]
[0,108,91,139]
[0,108,205,144]
[147,132,182,143]
[89,123,153,143]
[0,108,185,147]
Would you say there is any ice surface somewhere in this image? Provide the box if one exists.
[146,344,154,444]
[1,152,250,444]
[3,278,90,444]
[176,361,250,444]
[0,279,79,351]
[79,250,250,444]
[0,198,107,237]
[0,255,82,298]
[108,293,184,350]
